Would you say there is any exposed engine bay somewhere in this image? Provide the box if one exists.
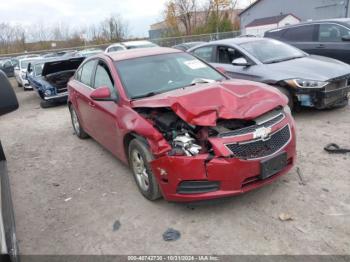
[135,107,285,157]
[44,70,76,90]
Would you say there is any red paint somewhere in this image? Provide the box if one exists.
[68,48,296,202]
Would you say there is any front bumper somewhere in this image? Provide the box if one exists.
[44,91,68,102]
[296,86,350,109]
[150,116,296,202]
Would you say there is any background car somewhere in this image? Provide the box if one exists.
[15,57,41,89]
[67,48,296,202]
[27,57,85,108]
[74,48,103,57]
[0,71,20,262]
[0,59,15,77]
[104,40,158,53]
[188,37,350,110]
[172,41,206,51]
[264,19,350,64]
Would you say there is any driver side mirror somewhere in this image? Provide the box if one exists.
[342,35,350,41]
[90,86,118,102]
[232,57,250,66]
[0,71,18,116]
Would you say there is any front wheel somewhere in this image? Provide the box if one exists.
[128,139,161,201]
[69,105,89,139]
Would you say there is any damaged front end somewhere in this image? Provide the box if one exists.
[135,106,296,202]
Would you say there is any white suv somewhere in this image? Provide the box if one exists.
[15,58,40,89]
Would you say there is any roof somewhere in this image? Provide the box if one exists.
[239,0,262,16]
[246,14,300,27]
[107,47,182,62]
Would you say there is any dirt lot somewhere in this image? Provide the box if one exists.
[0,78,349,255]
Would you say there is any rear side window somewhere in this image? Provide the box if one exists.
[319,24,350,42]
[108,46,124,52]
[283,25,316,42]
[80,60,96,86]
[216,46,245,64]
[192,46,214,62]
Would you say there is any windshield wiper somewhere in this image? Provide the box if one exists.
[265,55,305,64]
[190,78,216,86]
[131,91,161,100]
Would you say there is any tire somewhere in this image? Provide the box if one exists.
[128,139,161,201]
[275,86,294,111]
[69,105,89,139]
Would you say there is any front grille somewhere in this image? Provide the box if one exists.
[327,74,350,91]
[225,125,291,159]
[56,88,67,94]
[218,112,284,138]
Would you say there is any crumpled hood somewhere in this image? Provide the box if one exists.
[131,80,287,126]
[264,55,350,82]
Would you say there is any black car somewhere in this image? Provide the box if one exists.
[188,37,350,110]
[0,60,15,78]
[265,19,350,64]
[0,71,20,262]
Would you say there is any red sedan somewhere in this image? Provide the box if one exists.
[67,47,296,202]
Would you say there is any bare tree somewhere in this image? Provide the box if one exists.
[100,14,129,42]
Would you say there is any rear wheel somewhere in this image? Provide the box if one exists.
[69,105,89,139]
[275,86,294,111]
[128,139,161,201]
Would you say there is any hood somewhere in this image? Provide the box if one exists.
[263,55,350,82]
[131,80,287,126]
[42,57,85,76]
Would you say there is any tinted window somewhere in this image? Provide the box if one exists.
[319,24,350,42]
[216,46,245,64]
[192,46,214,62]
[94,61,114,91]
[80,60,96,86]
[283,25,316,42]
[116,53,224,99]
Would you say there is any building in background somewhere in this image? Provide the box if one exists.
[245,13,300,36]
[240,0,350,35]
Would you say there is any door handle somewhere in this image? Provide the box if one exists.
[316,44,326,49]
[88,101,95,108]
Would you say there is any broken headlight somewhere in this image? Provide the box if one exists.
[285,79,328,88]
[283,105,291,115]
[173,133,202,156]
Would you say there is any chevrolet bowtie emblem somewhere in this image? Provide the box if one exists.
[253,127,272,140]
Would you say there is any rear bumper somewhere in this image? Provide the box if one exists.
[151,123,296,202]
[296,86,349,109]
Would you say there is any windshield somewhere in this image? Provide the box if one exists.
[240,39,306,64]
[34,63,44,76]
[20,60,36,69]
[116,53,225,99]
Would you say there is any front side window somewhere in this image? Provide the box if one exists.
[319,24,350,42]
[240,39,306,64]
[34,63,44,76]
[94,61,114,92]
[216,46,245,64]
[192,46,214,62]
[115,53,225,99]
[80,60,96,86]
[283,25,316,42]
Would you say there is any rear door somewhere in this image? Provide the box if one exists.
[313,23,350,64]
[72,59,97,135]
[280,24,318,54]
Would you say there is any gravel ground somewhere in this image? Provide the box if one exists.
[0,78,349,255]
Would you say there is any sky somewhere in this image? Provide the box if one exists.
[0,0,252,37]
